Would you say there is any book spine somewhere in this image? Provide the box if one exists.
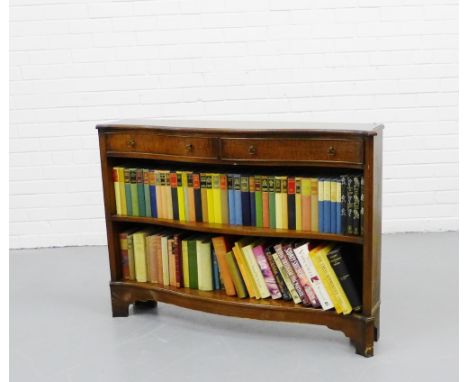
[268,176,276,229]
[240,175,251,226]
[196,241,213,291]
[330,179,337,234]
[133,232,148,282]
[271,251,301,304]
[182,240,190,288]
[124,168,133,216]
[249,176,256,227]
[188,239,198,289]
[284,245,319,307]
[211,247,221,290]
[287,177,296,230]
[360,176,364,235]
[143,169,152,217]
[136,169,146,217]
[353,175,360,235]
[149,170,157,218]
[301,178,311,231]
[154,235,163,284]
[243,245,270,298]
[220,174,229,225]
[130,169,139,216]
[188,173,196,222]
[340,175,347,234]
[261,176,269,228]
[127,234,135,280]
[193,173,203,223]
[169,172,178,220]
[113,167,122,215]
[227,175,236,225]
[275,177,282,229]
[200,174,208,223]
[252,246,282,299]
[161,237,170,286]
[117,167,127,215]
[310,178,319,232]
[346,176,353,235]
[155,171,162,218]
[254,176,263,228]
[323,179,331,233]
[182,172,190,222]
[173,234,182,288]
[212,173,222,224]
[225,251,247,298]
[281,178,288,229]
[211,237,237,296]
[318,178,324,232]
[146,235,158,283]
[327,249,362,311]
[232,243,257,298]
[206,174,214,223]
[119,233,130,280]
[336,179,342,234]
[264,247,290,300]
[165,172,173,220]
[295,178,302,231]
[168,239,176,287]
[176,172,185,221]
[274,244,310,306]
[233,175,242,225]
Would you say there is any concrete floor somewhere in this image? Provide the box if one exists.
[11,232,458,382]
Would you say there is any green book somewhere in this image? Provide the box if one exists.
[268,176,276,229]
[130,168,139,216]
[254,176,263,228]
[225,251,247,298]
[188,238,198,289]
[143,169,151,217]
[124,168,133,216]
[136,169,145,217]
[196,238,213,291]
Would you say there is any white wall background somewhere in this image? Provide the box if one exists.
[10,0,458,249]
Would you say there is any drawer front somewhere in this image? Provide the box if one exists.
[220,138,363,164]
[106,132,218,159]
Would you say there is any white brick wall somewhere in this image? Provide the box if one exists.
[10,0,458,249]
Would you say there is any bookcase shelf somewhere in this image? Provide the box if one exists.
[97,120,383,357]
[111,215,364,244]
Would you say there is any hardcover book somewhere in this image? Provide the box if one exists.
[287,177,296,230]
[113,167,122,215]
[227,174,236,225]
[193,173,203,223]
[233,174,242,225]
[188,173,196,223]
[241,242,270,298]
[187,237,199,289]
[340,175,348,235]
[249,176,256,227]
[273,244,305,304]
[212,173,222,224]
[323,178,331,233]
[261,176,270,228]
[310,178,319,232]
[200,174,208,223]
[143,169,152,217]
[252,244,282,299]
[170,172,179,220]
[301,178,311,232]
[130,168,139,216]
[264,246,290,300]
[196,238,213,291]
[240,175,251,226]
[124,168,133,216]
[136,169,146,218]
[353,176,360,235]
[275,177,282,229]
[233,238,258,298]
[150,170,158,218]
[211,236,237,296]
[225,251,248,298]
[295,177,302,231]
[254,176,263,228]
[268,176,276,229]
[220,174,229,225]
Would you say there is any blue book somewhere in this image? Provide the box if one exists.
[318,178,324,232]
[323,179,331,233]
[330,179,337,234]
[233,174,242,225]
[227,174,236,225]
[149,171,157,218]
[212,247,220,290]
[336,178,342,234]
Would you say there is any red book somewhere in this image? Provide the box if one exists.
[261,176,270,228]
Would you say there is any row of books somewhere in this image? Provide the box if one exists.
[113,167,364,236]
[120,229,362,315]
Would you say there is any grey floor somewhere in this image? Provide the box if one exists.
[11,232,458,382]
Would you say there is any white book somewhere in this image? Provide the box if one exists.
[242,243,270,299]
[293,243,334,310]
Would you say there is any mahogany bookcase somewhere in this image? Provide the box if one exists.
[97,120,383,357]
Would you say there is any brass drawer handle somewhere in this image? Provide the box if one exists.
[127,138,136,148]
[248,145,256,156]
[327,146,336,157]
[185,143,193,153]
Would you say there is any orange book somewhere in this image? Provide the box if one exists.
[168,238,177,287]
[146,234,158,283]
[310,178,319,231]
[261,176,269,228]
[212,236,237,296]
[188,173,196,222]
[301,178,312,231]
[220,174,229,225]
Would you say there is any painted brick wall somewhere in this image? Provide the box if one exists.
[10,0,458,248]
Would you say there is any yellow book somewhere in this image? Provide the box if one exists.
[181,238,190,287]
[317,247,352,314]
[206,174,215,223]
[295,177,302,230]
[133,229,152,282]
[310,178,319,231]
[182,171,189,221]
[196,238,213,291]
[176,171,186,221]
[113,167,122,215]
[117,167,127,215]
[233,238,258,298]
[275,177,283,229]
[281,177,288,229]
[212,173,222,224]
[241,242,270,299]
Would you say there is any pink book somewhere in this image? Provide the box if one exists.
[252,244,282,299]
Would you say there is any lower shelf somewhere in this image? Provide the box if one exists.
[110,280,378,357]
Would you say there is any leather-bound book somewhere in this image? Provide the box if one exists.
[240,175,251,226]
[360,176,364,235]
[150,170,157,218]
[353,175,360,235]
[193,173,203,223]
[287,177,296,230]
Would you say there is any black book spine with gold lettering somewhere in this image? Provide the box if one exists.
[249,176,256,227]
[327,247,362,311]
[170,172,179,221]
[193,173,202,222]
[360,176,364,235]
[353,175,360,235]
[287,177,296,230]
[240,175,251,226]
[340,175,347,235]
[346,176,354,235]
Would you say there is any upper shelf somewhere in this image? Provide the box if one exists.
[111,215,363,244]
